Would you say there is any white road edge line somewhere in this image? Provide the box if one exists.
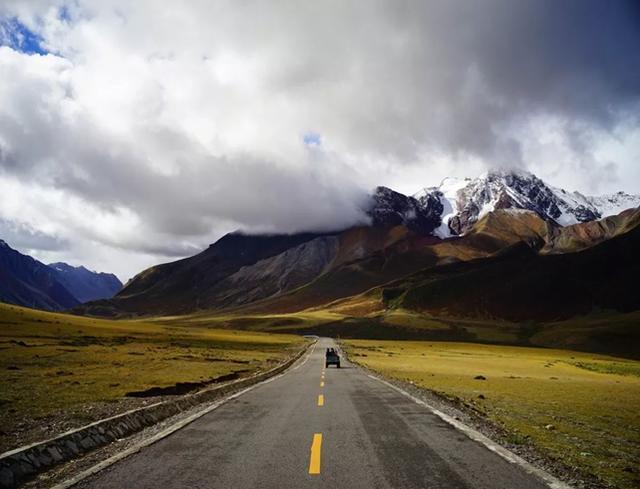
[366,374,573,489]
[52,342,317,489]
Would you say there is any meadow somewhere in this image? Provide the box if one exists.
[153,309,344,332]
[0,303,304,452]
[343,339,640,489]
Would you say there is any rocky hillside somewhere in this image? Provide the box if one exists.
[74,170,640,318]
[405,169,640,236]
[242,207,639,317]
[368,186,442,235]
[542,207,640,254]
[78,232,333,316]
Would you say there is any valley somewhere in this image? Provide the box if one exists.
[154,308,640,360]
[2,4,639,487]
[1,170,639,489]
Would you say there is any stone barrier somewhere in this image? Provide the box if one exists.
[0,342,311,488]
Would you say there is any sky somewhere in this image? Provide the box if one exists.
[0,0,639,281]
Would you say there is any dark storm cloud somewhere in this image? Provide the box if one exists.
[0,0,639,276]
[0,219,69,251]
[300,0,640,165]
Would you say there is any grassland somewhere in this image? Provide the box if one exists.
[153,305,640,361]
[343,339,640,489]
[0,303,305,452]
[153,309,344,332]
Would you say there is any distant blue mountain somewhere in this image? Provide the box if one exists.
[48,262,122,303]
[0,239,122,311]
[0,239,79,311]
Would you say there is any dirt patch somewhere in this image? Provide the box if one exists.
[124,370,252,397]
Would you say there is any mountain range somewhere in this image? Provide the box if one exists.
[372,169,639,236]
[0,240,122,311]
[76,170,640,328]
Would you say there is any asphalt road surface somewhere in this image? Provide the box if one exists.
[76,338,551,489]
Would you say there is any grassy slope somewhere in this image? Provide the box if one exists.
[530,311,640,357]
[374,309,640,359]
[148,303,640,360]
[343,339,640,489]
[0,303,304,452]
[152,309,344,332]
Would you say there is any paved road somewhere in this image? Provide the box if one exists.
[76,338,550,489]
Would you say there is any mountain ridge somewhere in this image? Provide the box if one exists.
[0,240,122,311]
[401,169,640,236]
[0,240,79,311]
[231,208,640,318]
[48,262,122,303]
[28,170,640,318]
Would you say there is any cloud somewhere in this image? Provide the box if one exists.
[0,0,639,278]
[0,17,47,55]
[0,218,68,251]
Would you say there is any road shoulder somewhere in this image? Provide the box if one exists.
[21,342,316,489]
[343,348,605,489]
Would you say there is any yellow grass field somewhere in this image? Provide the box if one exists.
[153,309,344,332]
[343,339,640,489]
[0,303,305,452]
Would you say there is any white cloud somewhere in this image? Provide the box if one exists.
[0,0,639,279]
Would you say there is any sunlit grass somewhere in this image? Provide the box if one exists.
[153,309,344,331]
[0,303,304,450]
[343,339,640,489]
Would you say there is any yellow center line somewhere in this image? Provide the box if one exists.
[318,394,324,406]
[320,381,324,387]
[309,433,322,474]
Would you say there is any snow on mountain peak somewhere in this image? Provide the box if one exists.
[587,191,640,218]
[482,167,536,180]
[372,171,639,238]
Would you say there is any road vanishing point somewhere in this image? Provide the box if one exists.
[75,338,554,489]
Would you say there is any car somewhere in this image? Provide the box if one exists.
[325,348,340,368]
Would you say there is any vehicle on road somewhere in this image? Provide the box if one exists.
[325,348,340,368]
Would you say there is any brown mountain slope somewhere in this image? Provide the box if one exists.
[542,207,640,254]
[269,207,639,316]
[463,209,554,251]
[233,210,559,315]
[77,225,419,317]
[79,206,639,318]
[385,221,640,321]
[76,232,331,316]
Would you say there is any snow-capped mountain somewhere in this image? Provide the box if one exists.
[580,191,640,220]
[369,186,443,235]
[371,169,640,237]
